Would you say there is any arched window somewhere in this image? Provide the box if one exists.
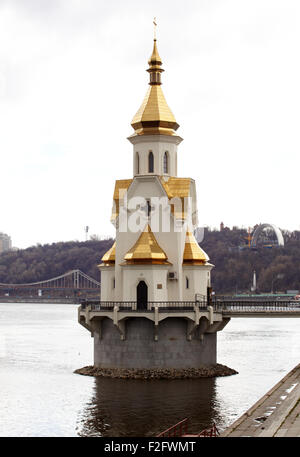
[163,151,169,174]
[148,151,154,173]
[136,152,140,174]
[186,277,189,289]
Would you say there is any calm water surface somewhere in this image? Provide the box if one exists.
[0,303,299,437]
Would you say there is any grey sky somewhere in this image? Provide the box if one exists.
[0,0,299,248]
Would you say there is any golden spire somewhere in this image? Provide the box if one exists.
[123,225,171,264]
[148,17,162,84]
[130,25,179,136]
[182,232,209,265]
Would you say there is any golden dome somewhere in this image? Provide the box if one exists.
[182,231,209,265]
[99,241,116,266]
[123,225,170,264]
[131,39,179,136]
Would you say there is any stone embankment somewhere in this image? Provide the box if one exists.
[221,362,300,437]
[74,364,238,380]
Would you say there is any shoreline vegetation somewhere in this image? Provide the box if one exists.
[74,364,238,380]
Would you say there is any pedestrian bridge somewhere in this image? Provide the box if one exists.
[220,301,300,318]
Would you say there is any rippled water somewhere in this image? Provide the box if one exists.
[0,303,299,437]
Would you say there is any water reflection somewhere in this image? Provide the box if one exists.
[77,376,222,437]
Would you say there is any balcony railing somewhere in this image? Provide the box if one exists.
[80,298,300,314]
[80,300,210,312]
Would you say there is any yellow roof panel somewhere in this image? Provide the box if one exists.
[101,241,116,264]
[124,225,170,264]
[183,231,209,265]
[111,179,133,222]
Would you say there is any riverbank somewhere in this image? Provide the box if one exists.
[74,363,238,380]
[221,362,300,437]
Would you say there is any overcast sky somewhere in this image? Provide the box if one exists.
[0,0,299,249]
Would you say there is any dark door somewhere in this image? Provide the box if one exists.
[137,281,148,310]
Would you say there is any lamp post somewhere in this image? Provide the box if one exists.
[271,273,284,294]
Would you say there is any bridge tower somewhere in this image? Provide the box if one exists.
[79,35,230,374]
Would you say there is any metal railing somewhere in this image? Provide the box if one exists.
[80,300,209,312]
[220,301,300,313]
[157,418,189,437]
[80,298,300,314]
[198,423,219,437]
[157,419,219,438]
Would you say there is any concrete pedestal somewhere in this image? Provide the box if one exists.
[93,317,217,369]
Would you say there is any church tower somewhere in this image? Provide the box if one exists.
[79,36,230,375]
[99,37,212,306]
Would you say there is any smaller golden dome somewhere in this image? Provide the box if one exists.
[183,231,209,265]
[124,225,170,264]
[99,242,116,266]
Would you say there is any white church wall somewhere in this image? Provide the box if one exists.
[99,267,115,301]
[121,265,169,304]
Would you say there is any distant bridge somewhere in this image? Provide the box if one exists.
[0,270,100,300]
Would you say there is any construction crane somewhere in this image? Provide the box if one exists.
[245,227,253,248]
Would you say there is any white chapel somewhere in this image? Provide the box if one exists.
[99,37,213,309]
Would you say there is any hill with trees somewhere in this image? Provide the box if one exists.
[201,226,300,293]
[0,227,300,294]
[0,239,113,285]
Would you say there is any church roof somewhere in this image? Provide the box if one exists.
[131,39,179,136]
[111,179,133,223]
[160,177,191,198]
[123,224,170,264]
[160,177,192,219]
[182,231,209,265]
[99,241,116,266]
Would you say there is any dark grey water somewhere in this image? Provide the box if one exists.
[0,303,299,437]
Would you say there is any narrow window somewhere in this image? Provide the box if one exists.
[186,277,189,289]
[136,152,140,174]
[163,151,169,174]
[113,278,115,289]
[148,151,154,173]
[146,199,151,217]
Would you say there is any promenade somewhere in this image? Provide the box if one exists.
[221,363,300,437]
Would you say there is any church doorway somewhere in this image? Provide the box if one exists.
[137,281,148,310]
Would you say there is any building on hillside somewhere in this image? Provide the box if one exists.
[0,233,12,253]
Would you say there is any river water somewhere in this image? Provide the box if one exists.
[0,303,299,437]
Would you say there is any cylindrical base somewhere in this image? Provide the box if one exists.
[93,317,217,369]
